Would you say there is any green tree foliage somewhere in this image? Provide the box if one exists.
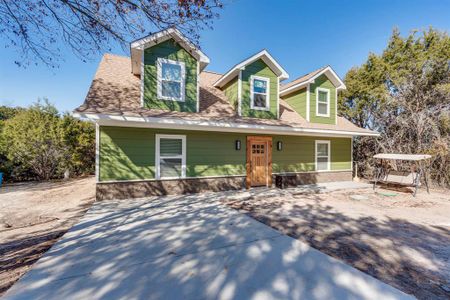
[61,114,95,176]
[0,105,26,179]
[0,106,24,121]
[0,100,95,181]
[340,28,450,186]
[2,101,65,180]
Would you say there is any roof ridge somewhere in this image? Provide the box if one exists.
[104,53,130,59]
[202,70,222,75]
[213,49,289,88]
[280,66,329,91]
[282,66,327,85]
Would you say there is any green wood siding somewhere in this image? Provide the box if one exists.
[222,76,239,111]
[331,138,352,170]
[309,74,336,124]
[241,59,278,119]
[143,39,198,112]
[99,126,352,181]
[99,126,246,181]
[272,135,315,172]
[185,131,246,177]
[100,127,156,181]
[272,136,351,172]
[282,87,307,119]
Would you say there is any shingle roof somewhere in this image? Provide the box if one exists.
[280,66,327,91]
[74,54,376,135]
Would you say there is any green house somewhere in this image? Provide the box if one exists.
[74,28,378,200]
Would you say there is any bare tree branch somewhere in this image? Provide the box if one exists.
[0,0,223,67]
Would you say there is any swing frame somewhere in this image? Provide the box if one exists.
[372,153,431,197]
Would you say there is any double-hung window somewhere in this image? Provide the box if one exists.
[316,87,330,117]
[250,75,270,110]
[315,140,330,171]
[156,134,186,179]
[157,58,185,101]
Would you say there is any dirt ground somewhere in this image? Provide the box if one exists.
[224,185,450,300]
[1,178,448,299]
[0,177,95,296]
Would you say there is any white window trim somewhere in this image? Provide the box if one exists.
[315,140,331,172]
[238,70,242,116]
[316,87,330,117]
[276,76,280,119]
[335,88,338,125]
[155,134,186,180]
[250,75,270,111]
[306,84,310,121]
[156,58,186,102]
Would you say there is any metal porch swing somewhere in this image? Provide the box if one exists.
[372,153,432,197]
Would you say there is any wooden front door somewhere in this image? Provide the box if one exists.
[246,136,272,188]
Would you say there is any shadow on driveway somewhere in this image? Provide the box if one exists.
[225,194,450,299]
[5,193,412,300]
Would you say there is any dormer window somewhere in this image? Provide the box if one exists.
[316,87,330,117]
[157,58,185,101]
[250,75,270,110]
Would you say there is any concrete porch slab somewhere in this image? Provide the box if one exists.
[227,181,373,201]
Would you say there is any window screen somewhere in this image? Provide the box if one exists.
[157,136,185,179]
[251,77,269,109]
[317,90,329,116]
[316,141,330,171]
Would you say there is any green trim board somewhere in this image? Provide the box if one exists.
[143,39,198,112]
[99,126,352,182]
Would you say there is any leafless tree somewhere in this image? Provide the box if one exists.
[0,0,223,67]
[353,62,450,186]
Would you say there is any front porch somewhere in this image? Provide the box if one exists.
[96,171,354,200]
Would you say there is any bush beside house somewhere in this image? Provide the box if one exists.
[0,100,95,182]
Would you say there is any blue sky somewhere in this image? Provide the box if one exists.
[1,0,449,112]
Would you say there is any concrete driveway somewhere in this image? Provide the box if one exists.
[5,191,412,300]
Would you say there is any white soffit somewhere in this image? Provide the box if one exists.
[73,112,380,137]
[130,27,210,75]
[213,50,289,88]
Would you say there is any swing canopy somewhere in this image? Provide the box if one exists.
[374,153,432,161]
[372,153,431,196]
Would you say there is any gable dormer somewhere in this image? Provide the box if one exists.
[214,50,289,120]
[279,66,346,125]
[130,28,210,112]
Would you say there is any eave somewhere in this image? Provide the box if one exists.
[213,50,289,88]
[130,27,210,75]
[280,66,346,97]
[73,112,380,138]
